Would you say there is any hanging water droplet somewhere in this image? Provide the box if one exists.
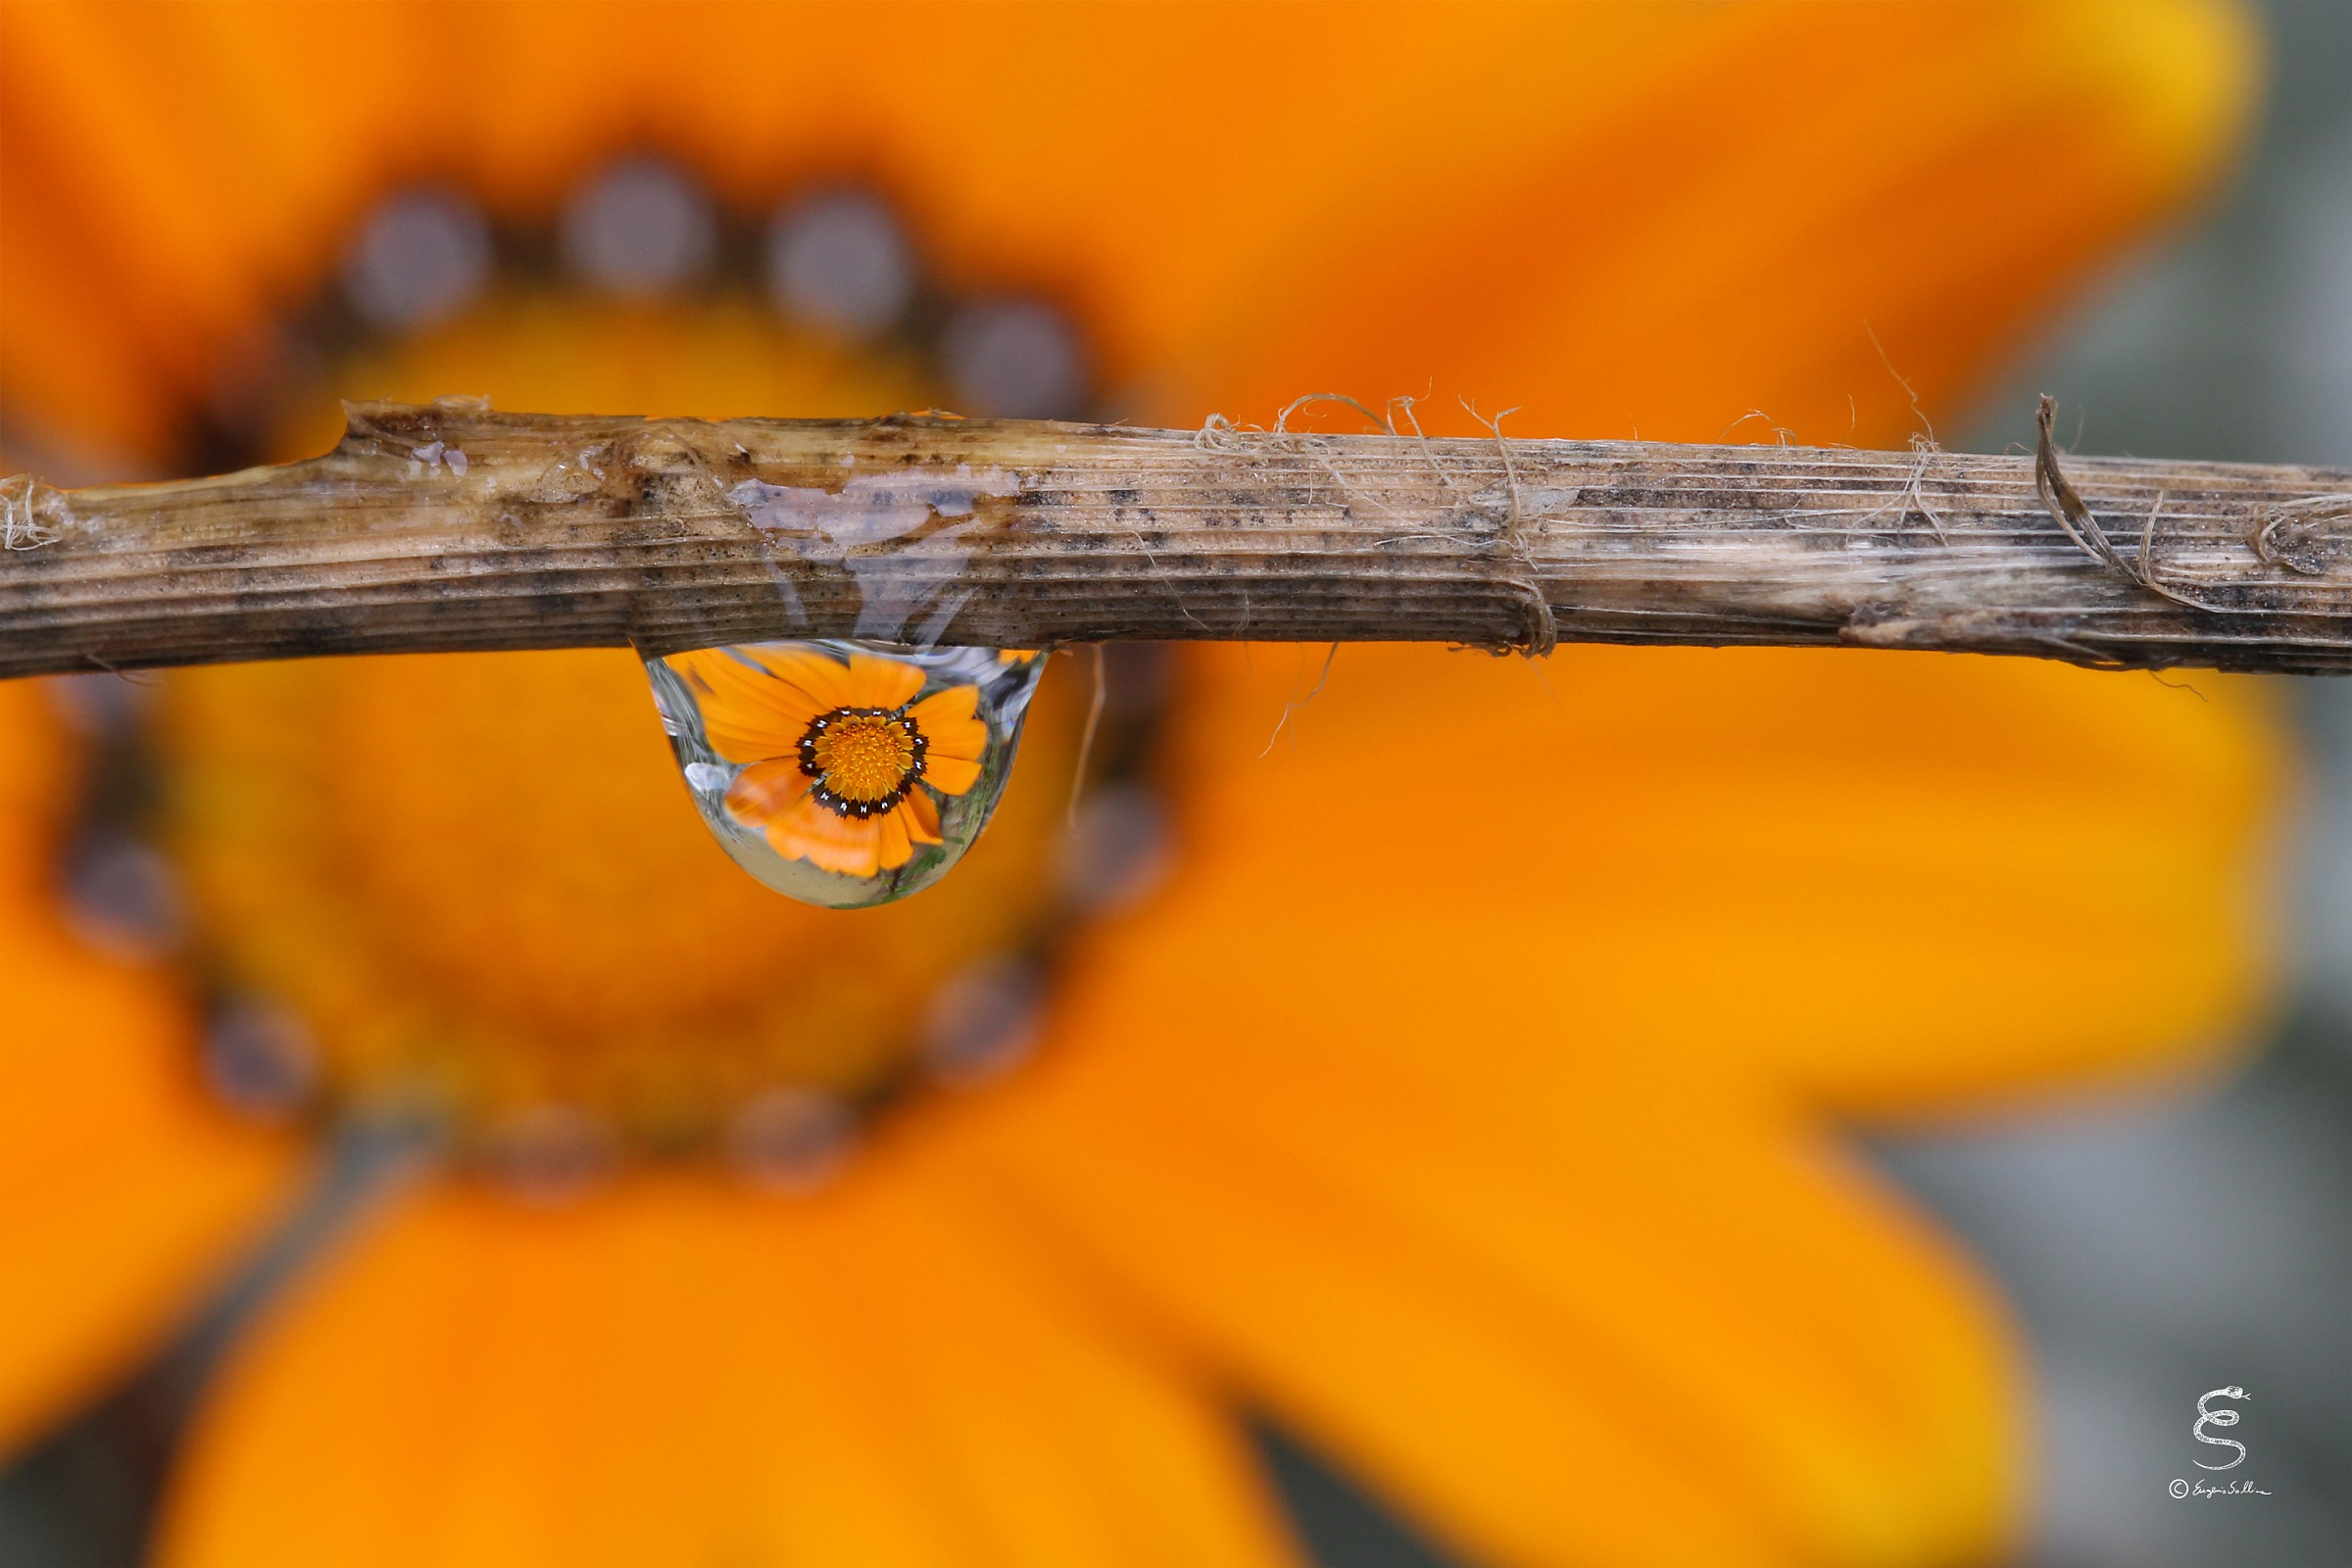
[645,640,1047,909]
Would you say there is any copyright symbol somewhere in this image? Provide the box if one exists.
[2170,1478,2190,1498]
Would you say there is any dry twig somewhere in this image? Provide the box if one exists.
[4,399,2351,678]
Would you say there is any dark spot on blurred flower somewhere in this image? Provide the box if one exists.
[562,157,715,297]
[767,191,916,336]
[481,1104,617,1205]
[725,1089,856,1194]
[341,189,493,332]
[202,997,318,1120]
[1061,785,1172,913]
[43,671,152,742]
[60,834,181,961]
[922,956,1044,1088]
[943,298,1086,417]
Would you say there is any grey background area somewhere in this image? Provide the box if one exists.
[6,2,2351,1564]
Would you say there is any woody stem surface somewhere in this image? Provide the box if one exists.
[4,400,2351,677]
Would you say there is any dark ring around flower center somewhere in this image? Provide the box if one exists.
[799,706,929,818]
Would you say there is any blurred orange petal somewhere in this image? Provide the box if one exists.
[964,1001,2011,1567]
[158,1175,1299,1568]
[1147,0,2256,448]
[2,2,2253,458]
[1148,643,2282,1116]
[0,681,78,893]
[0,888,303,1458]
[0,685,304,1455]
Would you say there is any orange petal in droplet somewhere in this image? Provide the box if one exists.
[765,795,883,879]
[842,655,925,711]
[666,651,829,763]
[907,685,987,796]
[921,754,982,797]
[723,760,811,828]
[907,685,983,755]
[875,808,913,871]
[903,789,943,846]
[730,646,861,711]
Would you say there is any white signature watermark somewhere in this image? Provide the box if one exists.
[2169,1387,2273,1500]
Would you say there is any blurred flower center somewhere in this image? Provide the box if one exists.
[805,708,925,815]
[143,165,1103,1183]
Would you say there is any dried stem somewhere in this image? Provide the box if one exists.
[4,399,2351,678]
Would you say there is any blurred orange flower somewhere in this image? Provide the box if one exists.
[0,3,2282,1567]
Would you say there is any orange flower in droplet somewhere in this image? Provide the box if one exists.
[667,646,988,878]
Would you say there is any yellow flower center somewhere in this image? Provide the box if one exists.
[802,708,925,817]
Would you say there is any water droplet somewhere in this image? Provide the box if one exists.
[646,641,1047,908]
